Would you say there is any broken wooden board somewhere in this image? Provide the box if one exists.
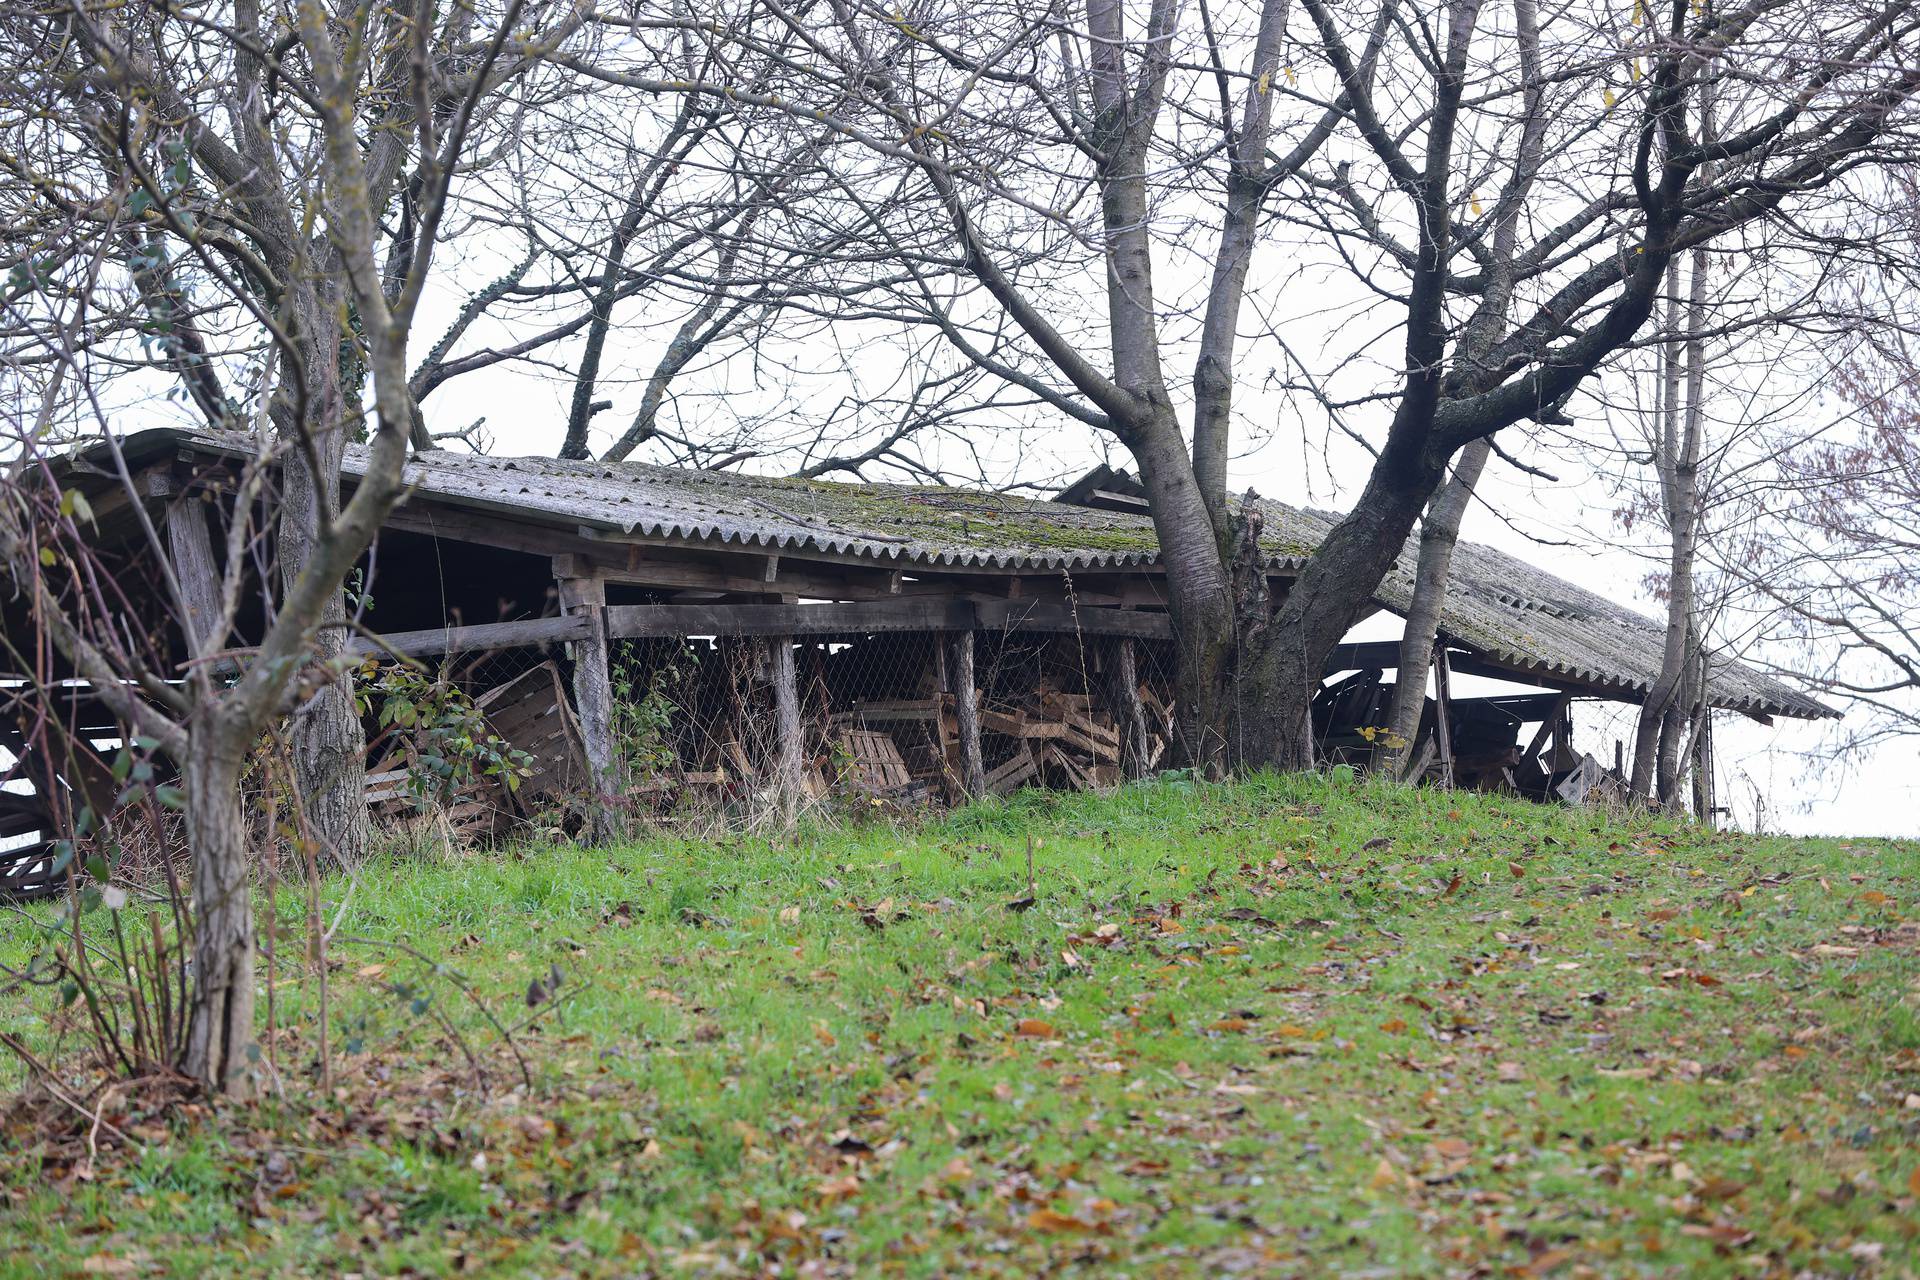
[985,744,1038,795]
[474,661,588,814]
[1554,753,1606,806]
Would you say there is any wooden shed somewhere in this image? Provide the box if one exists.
[0,431,1835,892]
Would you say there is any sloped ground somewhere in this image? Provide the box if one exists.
[2,776,1916,1277]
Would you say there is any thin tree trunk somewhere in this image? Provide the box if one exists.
[1631,250,1707,803]
[948,630,986,798]
[1384,438,1489,773]
[182,719,255,1097]
[1384,0,1543,778]
[1190,0,1291,530]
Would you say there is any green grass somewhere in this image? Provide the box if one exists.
[3,774,1918,1277]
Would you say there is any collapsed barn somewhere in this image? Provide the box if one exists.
[1,431,1835,895]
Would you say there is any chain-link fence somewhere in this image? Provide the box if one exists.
[360,622,1183,840]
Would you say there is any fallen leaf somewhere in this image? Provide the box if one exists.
[1015,1018,1058,1038]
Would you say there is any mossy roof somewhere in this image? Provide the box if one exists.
[96,429,1835,720]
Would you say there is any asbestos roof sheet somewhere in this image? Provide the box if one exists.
[95,428,1834,720]
[368,447,1175,571]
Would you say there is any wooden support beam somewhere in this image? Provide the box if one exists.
[975,598,1171,640]
[160,485,223,657]
[345,615,589,659]
[1107,637,1151,780]
[767,635,804,817]
[946,630,986,800]
[602,597,1171,641]
[558,573,618,840]
[1519,692,1575,766]
[608,598,972,638]
[1432,642,1455,789]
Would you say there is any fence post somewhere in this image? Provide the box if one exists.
[1108,637,1150,780]
[1432,641,1455,788]
[558,569,618,841]
[946,630,986,799]
[768,635,805,816]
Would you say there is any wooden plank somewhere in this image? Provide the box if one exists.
[603,598,1172,641]
[979,709,1066,740]
[1432,642,1455,789]
[473,662,587,809]
[976,599,1171,640]
[607,598,972,639]
[985,745,1037,795]
[159,481,223,657]
[346,614,589,659]
[1519,692,1574,766]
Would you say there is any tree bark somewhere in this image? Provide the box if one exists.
[1631,249,1707,805]
[1106,637,1151,780]
[1384,438,1490,774]
[1240,437,1452,767]
[182,717,255,1098]
[278,287,369,866]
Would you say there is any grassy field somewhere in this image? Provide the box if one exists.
[1,774,1917,1277]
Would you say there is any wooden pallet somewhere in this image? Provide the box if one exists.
[838,729,912,790]
[474,661,588,813]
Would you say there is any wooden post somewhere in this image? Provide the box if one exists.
[1108,637,1151,780]
[768,635,804,815]
[946,629,986,799]
[168,497,223,657]
[1692,708,1715,827]
[149,472,223,657]
[1431,642,1455,788]
[558,571,617,840]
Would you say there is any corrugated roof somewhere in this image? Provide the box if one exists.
[374,447,1174,571]
[91,429,1834,719]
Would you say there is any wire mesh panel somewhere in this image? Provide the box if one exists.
[351,613,1191,841]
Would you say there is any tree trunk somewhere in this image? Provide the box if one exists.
[1384,438,1490,774]
[1631,251,1707,804]
[1128,415,1236,771]
[278,288,369,865]
[182,718,256,1097]
[768,635,804,818]
[1240,446,1451,768]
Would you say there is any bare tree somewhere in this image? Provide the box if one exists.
[570,0,1920,769]
[0,0,598,1092]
